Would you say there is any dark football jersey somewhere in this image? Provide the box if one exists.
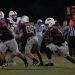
[0,19,6,28]
[0,19,14,42]
[43,25,65,46]
[49,25,65,46]
[19,22,35,39]
[0,18,11,26]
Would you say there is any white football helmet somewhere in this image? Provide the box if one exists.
[8,11,17,18]
[37,19,43,23]
[45,17,56,27]
[21,15,29,23]
[0,11,5,19]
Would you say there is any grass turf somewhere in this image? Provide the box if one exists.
[0,55,75,75]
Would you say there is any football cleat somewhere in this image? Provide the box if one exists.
[44,63,54,66]
[33,58,39,65]
[24,58,28,67]
[38,63,44,66]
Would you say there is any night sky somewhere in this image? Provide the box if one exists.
[0,0,74,22]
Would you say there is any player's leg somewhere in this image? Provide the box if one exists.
[25,37,39,65]
[4,39,28,67]
[31,42,43,66]
[37,35,44,66]
[59,41,75,64]
[44,43,56,66]
[0,52,6,65]
[44,47,54,66]
[19,36,26,53]
[0,42,7,66]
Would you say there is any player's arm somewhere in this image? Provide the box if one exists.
[18,29,23,37]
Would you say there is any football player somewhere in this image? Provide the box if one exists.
[7,10,20,26]
[0,11,6,66]
[7,11,20,41]
[42,17,75,66]
[35,19,46,46]
[0,19,28,67]
[18,16,44,65]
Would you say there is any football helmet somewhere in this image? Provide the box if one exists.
[37,19,43,23]
[0,11,5,19]
[21,15,29,23]
[45,17,56,27]
[8,11,17,18]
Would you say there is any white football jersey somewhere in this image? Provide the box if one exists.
[7,17,21,26]
[35,24,45,36]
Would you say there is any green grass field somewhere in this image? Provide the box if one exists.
[0,55,75,75]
